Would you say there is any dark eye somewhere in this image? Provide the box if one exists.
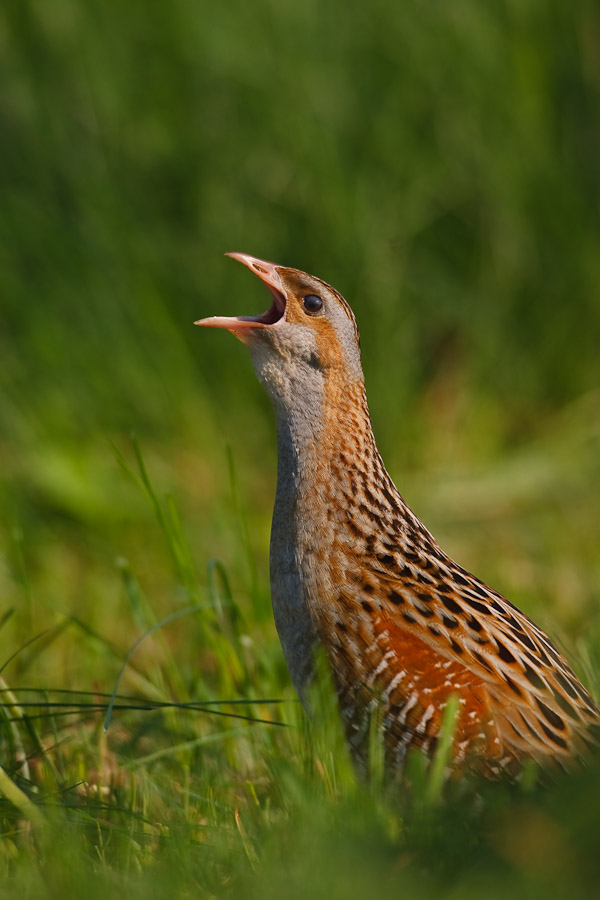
[302,294,323,315]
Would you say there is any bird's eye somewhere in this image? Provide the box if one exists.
[302,294,323,315]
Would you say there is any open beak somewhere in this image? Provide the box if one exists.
[194,252,287,340]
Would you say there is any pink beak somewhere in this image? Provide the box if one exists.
[194,252,286,339]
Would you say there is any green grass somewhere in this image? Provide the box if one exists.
[0,426,598,899]
[1,0,600,896]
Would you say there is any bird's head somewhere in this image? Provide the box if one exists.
[195,253,364,409]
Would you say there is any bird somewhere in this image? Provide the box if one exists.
[196,252,600,778]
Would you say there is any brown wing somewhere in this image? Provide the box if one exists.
[327,606,519,775]
[323,555,600,774]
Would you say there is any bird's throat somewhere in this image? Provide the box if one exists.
[273,377,375,527]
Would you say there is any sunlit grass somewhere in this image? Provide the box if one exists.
[0,427,599,898]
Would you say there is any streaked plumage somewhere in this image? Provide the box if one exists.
[196,252,600,777]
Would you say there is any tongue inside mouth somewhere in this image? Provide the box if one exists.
[236,284,286,325]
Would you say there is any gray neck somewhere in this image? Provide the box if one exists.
[268,371,376,542]
[270,381,326,556]
[265,387,328,700]
[247,332,372,698]
[247,332,331,530]
[266,372,379,700]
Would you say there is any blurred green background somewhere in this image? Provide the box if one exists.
[1,0,600,895]
[2,0,599,644]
